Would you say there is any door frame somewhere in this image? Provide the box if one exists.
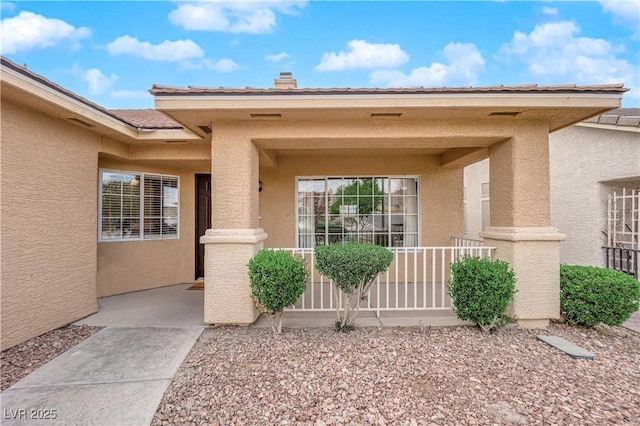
[194,174,211,279]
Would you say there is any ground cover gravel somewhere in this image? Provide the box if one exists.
[1,325,102,391]
[153,324,640,425]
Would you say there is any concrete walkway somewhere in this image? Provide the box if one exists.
[74,283,205,327]
[2,284,205,425]
[623,309,640,334]
[1,327,203,425]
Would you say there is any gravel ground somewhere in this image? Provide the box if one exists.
[0,325,103,391]
[153,324,640,426]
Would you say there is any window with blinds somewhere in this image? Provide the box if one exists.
[99,170,179,242]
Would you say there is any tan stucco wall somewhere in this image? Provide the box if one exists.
[489,124,551,228]
[1,100,99,350]
[482,228,563,327]
[259,154,463,249]
[96,158,201,297]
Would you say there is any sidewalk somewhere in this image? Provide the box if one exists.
[1,327,203,425]
[623,309,640,334]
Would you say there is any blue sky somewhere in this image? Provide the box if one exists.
[1,0,639,109]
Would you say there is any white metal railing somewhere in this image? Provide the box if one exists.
[277,245,495,316]
[451,236,485,248]
[607,188,639,251]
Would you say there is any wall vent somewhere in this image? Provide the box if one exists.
[489,111,521,117]
[371,112,403,118]
[250,113,282,118]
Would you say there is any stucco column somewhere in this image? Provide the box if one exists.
[200,131,266,324]
[481,123,565,329]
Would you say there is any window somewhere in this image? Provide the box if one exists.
[296,176,420,248]
[99,170,179,242]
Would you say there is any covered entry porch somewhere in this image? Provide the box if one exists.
[151,80,625,329]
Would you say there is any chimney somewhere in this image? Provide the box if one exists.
[274,72,297,89]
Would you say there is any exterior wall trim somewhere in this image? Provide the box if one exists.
[481,226,566,242]
[200,228,268,244]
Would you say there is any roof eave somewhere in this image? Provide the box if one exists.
[1,59,201,142]
[576,122,640,133]
[154,91,624,111]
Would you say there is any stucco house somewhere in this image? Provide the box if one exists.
[0,56,628,350]
[464,109,640,275]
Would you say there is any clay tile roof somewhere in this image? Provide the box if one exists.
[583,108,640,128]
[149,83,628,96]
[108,109,183,129]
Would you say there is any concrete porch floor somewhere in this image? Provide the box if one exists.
[74,283,470,329]
[74,283,206,327]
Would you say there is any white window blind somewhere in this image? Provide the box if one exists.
[99,170,179,242]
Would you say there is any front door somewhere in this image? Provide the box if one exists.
[195,174,211,279]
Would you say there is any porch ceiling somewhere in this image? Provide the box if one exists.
[253,136,504,151]
[271,147,448,157]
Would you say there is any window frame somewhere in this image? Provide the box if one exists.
[98,169,180,243]
[295,175,421,248]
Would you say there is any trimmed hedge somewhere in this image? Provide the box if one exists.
[248,249,308,334]
[560,265,640,327]
[315,242,393,331]
[449,257,516,332]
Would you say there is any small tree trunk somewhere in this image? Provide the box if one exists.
[333,288,342,322]
[269,312,283,335]
[344,293,358,327]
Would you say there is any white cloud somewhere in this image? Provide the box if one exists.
[204,58,239,72]
[498,21,637,98]
[83,68,118,95]
[107,35,204,61]
[265,52,291,62]
[542,6,558,16]
[600,0,640,25]
[0,11,90,54]
[169,1,307,33]
[180,58,239,72]
[315,39,410,72]
[370,42,485,87]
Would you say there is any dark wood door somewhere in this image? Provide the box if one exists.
[195,174,211,279]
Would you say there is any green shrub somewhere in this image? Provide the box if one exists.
[315,242,393,331]
[248,250,308,334]
[449,257,516,332]
[560,265,640,328]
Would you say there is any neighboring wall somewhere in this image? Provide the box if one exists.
[259,154,463,249]
[549,125,639,266]
[96,158,202,297]
[464,124,640,267]
[463,158,489,240]
[1,100,100,350]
